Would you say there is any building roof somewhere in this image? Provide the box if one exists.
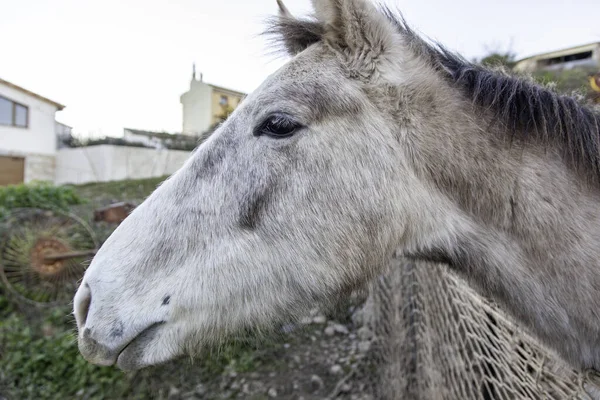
[516,42,600,64]
[0,78,66,110]
[208,83,247,98]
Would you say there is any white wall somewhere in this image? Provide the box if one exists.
[180,78,212,135]
[55,145,191,185]
[0,82,60,156]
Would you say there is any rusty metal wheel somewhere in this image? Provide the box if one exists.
[0,208,98,306]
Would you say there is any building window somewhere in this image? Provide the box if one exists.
[0,97,11,126]
[538,51,593,68]
[14,104,27,127]
[219,95,228,106]
[0,96,28,128]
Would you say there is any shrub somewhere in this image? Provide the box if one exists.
[0,312,131,400]
[0,304,274,400]
[0,182,86,219]
[59,133,204,152]
[533,69,587,93]
[531,67,598,103]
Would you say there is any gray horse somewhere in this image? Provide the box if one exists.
[73,0,600,372]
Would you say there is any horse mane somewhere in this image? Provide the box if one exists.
[265,6,600,179]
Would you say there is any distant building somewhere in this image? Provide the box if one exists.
[55,121,73,149]
[514,42,600,73]
[0,78,66,185]
[180,65,246,136]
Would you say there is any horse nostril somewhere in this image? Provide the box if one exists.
[83,327,92,339]
[75,282,92,328]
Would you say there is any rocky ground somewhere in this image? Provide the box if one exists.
[159,301,378,400]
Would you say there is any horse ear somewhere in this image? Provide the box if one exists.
[272,0,324,56]
[312,0,402,77]
[277,0,292,17]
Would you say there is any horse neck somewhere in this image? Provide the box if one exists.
[398,82,600,369]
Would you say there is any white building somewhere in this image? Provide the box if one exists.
[180,66,246,136]
[0,78,66,185]
[514,42,600,73]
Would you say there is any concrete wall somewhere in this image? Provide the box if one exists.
[25,153,56,182]
[55,145,191,185]
[0,82,60,156]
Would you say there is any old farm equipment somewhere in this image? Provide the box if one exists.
[0,203,134,306]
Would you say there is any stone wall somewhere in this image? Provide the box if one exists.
[24,153,56,183]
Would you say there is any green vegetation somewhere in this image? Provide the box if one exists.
[0,311,128,400]
[479,51,517,69]
[74,176,167,203]
[0,285,286,400]
[59,133,202,152]
[0,300,273,399]
[0,182,85,220]
[532,67,597,97]
[477,48,598,104]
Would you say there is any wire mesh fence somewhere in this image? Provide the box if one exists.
[362,255,600,400]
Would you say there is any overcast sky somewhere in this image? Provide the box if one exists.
[1,0,598,137]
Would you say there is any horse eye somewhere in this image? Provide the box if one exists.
[255,114,301,138]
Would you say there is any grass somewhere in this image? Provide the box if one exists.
[0,285,293,400]
[67,176,169,243]
[73,176,168,205]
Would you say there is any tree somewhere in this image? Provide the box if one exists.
[479,52,517,69]
[477,41,517,69]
